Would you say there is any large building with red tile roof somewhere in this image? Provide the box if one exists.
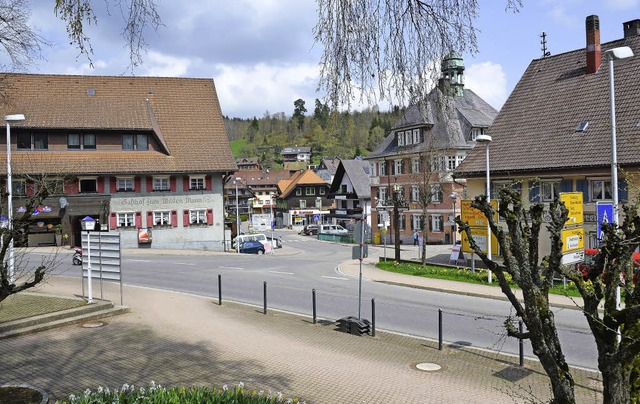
[0,73,236,250]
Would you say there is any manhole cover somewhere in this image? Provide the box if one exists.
[82,321,105,328]
[416,362,442,372]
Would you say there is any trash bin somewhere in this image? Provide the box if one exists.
[374,232,380,244]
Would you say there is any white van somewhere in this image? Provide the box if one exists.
[319,224,348,235]
[233,233,269,249]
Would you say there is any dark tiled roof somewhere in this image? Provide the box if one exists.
[367,88,497,159]
[281,146,311,155]
[330,159,372,199]
[0,73,237,175]
[456,35,640,178]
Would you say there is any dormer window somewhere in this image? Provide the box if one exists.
[397,131,405,146]
[123,134,148,151]
[405,131,412,145]
[412,129,420,144]
[471,127,486,141]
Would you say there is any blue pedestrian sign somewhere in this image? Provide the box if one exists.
[596,202,614,244]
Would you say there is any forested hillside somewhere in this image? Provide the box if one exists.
[224,98,402,170]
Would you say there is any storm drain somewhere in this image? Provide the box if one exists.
[415,362,442,372]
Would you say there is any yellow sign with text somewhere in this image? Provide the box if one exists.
[559,192,584,226]
[561,227,584,253]
[460,199,499,227]
[461,227,499,255]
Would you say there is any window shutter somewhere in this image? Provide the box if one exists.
[110,177,117,193]
[560,179,572,193]
[135,211,142,228]
[206,175,213,191]
[170,176,177,192]
[183,177,190,192]
[618,179,628,202]
[529,182,540,203]
[171,210,178,227]
[146,177,153,192]
[576,179,589,202]
[97,177,105,193]
[134,177,141,193]
[206,208,214,225]
[109,212,117,229]
[183,210,190,226]
[147,211,154,227]
[428,215,433,231]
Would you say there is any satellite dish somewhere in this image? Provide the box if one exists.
[59,197,68,208]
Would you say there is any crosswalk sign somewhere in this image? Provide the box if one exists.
[596,202,614,244]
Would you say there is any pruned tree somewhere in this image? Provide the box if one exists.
[410,148,442,265]
[314,0,522,110]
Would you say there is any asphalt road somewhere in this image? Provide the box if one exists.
[32,230,599,370]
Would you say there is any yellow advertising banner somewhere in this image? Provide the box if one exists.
[561,227,584,253]
[461,227,499,255]
[460,199,499,227]
[559,192,584,226]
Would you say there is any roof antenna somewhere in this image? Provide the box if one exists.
[540,32,551,57]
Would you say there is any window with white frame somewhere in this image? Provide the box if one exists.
[591,179,612,201]
[315,198,322,208]
[379,161,387,176]
[299,199,306,208]
[447,156,456,171]
[117,177,134,192]
[153,177,169,191]
[431,186,442,203]
[412,214,424,231]
[413,129,420,144]
[118,212,135,227]
[456,155,465,167]
[377,187,388,203]
[397,132,405,146]
[405,131,412,145]
[319,187,326,195]
[154,211,170,225]
[394,159,404,175]
[411,186,420,202]
[399,214,406,230]
[190,209,207,224]
[431,215,443,232]
[190,176,205,190]
[296,188,302,196]
[541,181,560,202]
[306,186,316,196]
[411,157,420,173]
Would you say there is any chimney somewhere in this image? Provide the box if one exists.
[586,15,601,74]
[623,19,640,38]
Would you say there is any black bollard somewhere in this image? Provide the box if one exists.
[371,298,376,337]
[263,281,267,315]
[519,320,524,366]
[438,308,443,351]
[218,274,222,305]
[312,289,317,324]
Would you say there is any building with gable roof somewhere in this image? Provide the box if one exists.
[0,73,236,250]
[455,16,640,255]
[276,169,332,228]
[328,159,373,232]
[366,53,498,244]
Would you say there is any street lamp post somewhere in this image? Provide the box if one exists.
[450,192,458,245]
[606,46,633,323]
[392,182,402,261]
[234,178,241,253]
[4,114,25,285]
[81,216,96,303]
[270,192,276,254]
[476,134,493,284]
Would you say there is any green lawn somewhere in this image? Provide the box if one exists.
[230,138,248,157]
[376,261,582,298]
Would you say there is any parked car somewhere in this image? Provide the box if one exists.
[233,233,268,249]
[301,224,319,235]
[319,224,348,235]
[238,240,266,255]
[267,236,282,249]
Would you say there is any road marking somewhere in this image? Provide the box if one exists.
[220,266,243,270]
[322,275,349,281]
[170,262,196,266]
[269,270,294,275]
[127,259,152,263]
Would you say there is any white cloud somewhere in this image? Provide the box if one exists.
[140,51,192,77]
[464,62,509,110]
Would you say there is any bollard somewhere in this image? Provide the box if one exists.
[263,281,267,315]
[519,320,524,366]
[438,309,443,351]
[218,274,222,305]
[371,298,376,337]
[312,288,317,324]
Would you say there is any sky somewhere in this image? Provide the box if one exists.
[19,0,640,119]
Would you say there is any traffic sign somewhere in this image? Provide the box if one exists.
[559,192,583,226]
[596,202,614,243]
[460,199,498,227]
[461,227,499,255]
[561,227,584,254]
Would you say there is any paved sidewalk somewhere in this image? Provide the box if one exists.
[1,242,601,403]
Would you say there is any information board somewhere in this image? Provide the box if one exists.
[559,192,584,225]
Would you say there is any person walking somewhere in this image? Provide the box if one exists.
[413,230,418,246]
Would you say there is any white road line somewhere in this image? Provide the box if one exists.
[321,275,349,281]
[269,270,294,275]
[127,259,152,263]
[219,266,243,270]
[170,262,196,266]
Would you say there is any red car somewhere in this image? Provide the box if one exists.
[576,248,640,284]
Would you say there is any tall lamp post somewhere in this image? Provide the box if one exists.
[234,177,241,253]
[450,192,459,245]
[606,46,633,320]
[4,114,25,285]
[81,216,96,303]
[391,181,408,261]
[476,133,493,284]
